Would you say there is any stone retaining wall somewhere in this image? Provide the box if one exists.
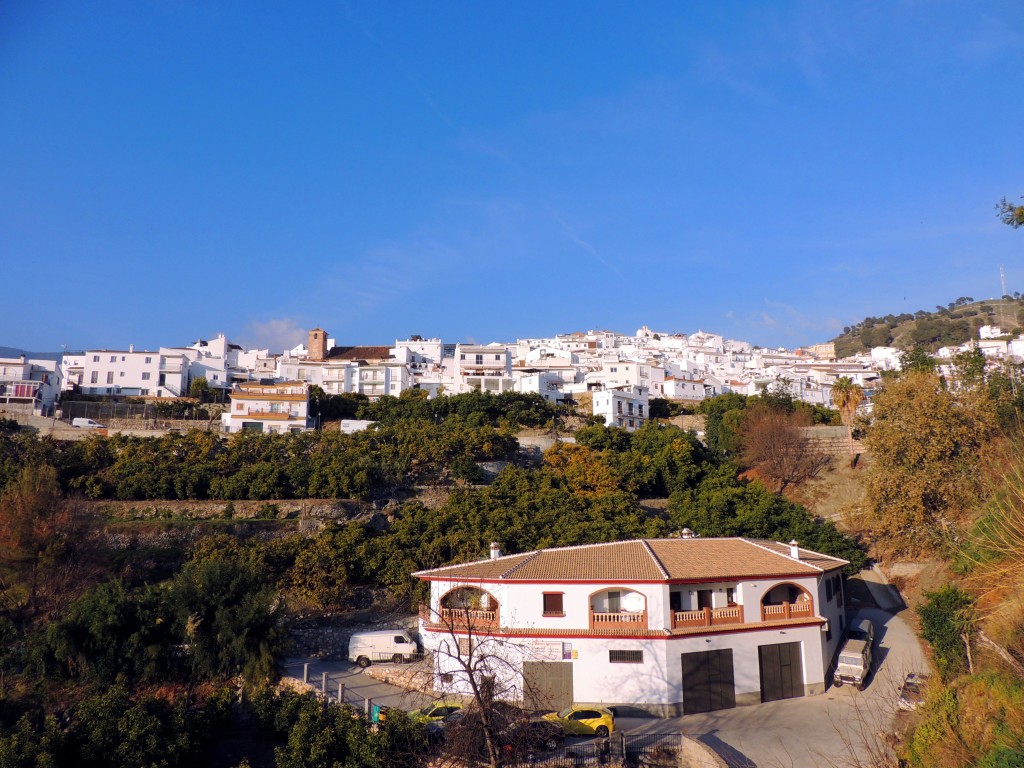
[90,497,366,522]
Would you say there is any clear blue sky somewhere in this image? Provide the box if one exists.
[2,2,1022,353]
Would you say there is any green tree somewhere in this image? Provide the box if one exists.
[901,346,937,374]
[169,555,285,682]
[997,195,1024,228]
[188,376,210,402]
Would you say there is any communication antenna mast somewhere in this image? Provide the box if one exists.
[1001,265,1007,298]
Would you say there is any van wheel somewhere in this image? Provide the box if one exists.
[392,653,404,664]
[834,679,843,688]
[356,656,371,669]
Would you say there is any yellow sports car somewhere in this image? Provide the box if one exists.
[542,705,615,737]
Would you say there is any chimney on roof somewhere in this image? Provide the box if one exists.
[489,542,501,560]
[680,528,694,539]
[789,540,800,559]
[129,344,134,353]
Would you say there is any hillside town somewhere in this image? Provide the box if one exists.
[3,322,1021,435]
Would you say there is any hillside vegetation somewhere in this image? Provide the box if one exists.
[830,296,1024,358]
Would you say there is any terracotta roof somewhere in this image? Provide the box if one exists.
[746,540,848,571]
[326,346,394,362]
[413,538,847,582]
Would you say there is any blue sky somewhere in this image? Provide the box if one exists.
[2,2,1022,353]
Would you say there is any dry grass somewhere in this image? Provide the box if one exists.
[787,455,869,526]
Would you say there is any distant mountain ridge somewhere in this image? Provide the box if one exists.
[0,346,63,361]
[829,297,1024,358]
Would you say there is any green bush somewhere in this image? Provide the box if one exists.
[917,585,974,679]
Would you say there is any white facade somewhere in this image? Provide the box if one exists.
[415,538,848,716]
[592,386,649,431]
[0,356,62,414]
[450,344,515,394]
[61,349,188,398]
[221,381,311,434]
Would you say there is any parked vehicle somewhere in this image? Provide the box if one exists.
[425,709,465,744]
[848,618,875,646]
[508,720,565,752]
[833,638,872,689]
[348,630,418,668]
[72,418,105,429]
[409,699,463,723]
[897,673,929,711]
[542,705,615,737]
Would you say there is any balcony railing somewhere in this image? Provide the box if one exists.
[590,610,647,630]
[420,605,500,630]
[760,601,813,621]
[672,605,743,629]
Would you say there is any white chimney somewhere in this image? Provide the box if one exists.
[129,344,134,353]
[681,528,693,539]
[489,542,501,560]
[789,540,800,559]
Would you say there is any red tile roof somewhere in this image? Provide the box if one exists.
[413,538,847,582]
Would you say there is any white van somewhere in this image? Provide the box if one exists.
[348,630,418,668]
[72,418,106,429]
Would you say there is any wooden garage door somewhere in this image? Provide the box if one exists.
[681,649,736,715]
[523,661,573,712]
[758,642,804,702]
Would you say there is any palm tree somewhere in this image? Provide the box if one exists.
[831,376,864,465]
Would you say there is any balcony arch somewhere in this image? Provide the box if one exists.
[588,587,648,630]
[760,582,815,622]
[437,586,500,629]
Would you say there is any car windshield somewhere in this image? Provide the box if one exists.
[556,707,574,718]
[903,681,922,694]
[839,655,861,665]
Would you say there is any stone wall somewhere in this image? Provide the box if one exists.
[90,497,366,522]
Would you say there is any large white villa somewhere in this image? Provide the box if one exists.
[414,537,849,717]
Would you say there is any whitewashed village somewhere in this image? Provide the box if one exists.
[4,321,1020,432]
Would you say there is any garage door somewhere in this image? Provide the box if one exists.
[681,649,736,715]
[523,661,573,712]
[758,642,804,702]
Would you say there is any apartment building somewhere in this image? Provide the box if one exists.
[592,385,649,431]
[61,348,189,398]
[0,356,62,415]
[220,381,311,433]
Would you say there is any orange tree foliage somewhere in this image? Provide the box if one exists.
[865,371,998,552]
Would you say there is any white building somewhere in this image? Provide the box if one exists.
[61,348,189,398]
[450,344,514,394]
[0,356,62,415]
[415,538,848,716]
[592,385,648,431]
[221,381,311,434]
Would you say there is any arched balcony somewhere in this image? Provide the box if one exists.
[589,588,648,630]
[436,586,500,630]
[760,582,814,622]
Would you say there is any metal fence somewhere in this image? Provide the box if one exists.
[61,400,157,423]
[505,733,683,767]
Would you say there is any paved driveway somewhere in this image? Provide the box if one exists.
[282,656,432,713]
[620,607,929,768]
[284,607,927,768]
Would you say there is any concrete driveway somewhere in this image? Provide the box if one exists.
[282,656,432,713]
[284,607,927,768]
[620,607,929,768]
